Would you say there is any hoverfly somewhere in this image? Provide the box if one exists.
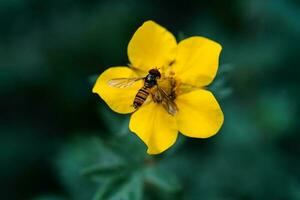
[107,68,178,115]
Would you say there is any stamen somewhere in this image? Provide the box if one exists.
[156,77,177,100]
[169,60,175,66]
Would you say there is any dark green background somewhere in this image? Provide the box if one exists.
[1,0,299,199]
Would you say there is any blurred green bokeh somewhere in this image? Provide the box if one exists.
[1,0,300,199]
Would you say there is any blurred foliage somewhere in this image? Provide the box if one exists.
[1,0,300,199]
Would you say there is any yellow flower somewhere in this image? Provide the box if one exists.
[93,20,224,154]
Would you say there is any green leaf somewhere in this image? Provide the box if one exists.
[55,136,125,200]
[177,31,187,41]
[81,163,127,178]
[89,74,99,86]
[93,172,143,200]
[97,105,130,137]
[144,166,181,193]
[209,63,233,100]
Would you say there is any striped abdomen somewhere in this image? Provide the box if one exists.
[133,86,150,109]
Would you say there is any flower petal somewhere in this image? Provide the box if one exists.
[128,20,177,72]
[93,67,143,114]
[175,89,224,138]
[172,36,222,87]
[129,102,178,154]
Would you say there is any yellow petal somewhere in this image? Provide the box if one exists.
[172,36,222,87]
[175,89,224,138]
[129,102,178,154]
[92,67,143,114]
[128,20,177,72]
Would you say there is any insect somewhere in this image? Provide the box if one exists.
[107,68,178,115]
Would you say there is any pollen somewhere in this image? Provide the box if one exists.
[157,77,177,99]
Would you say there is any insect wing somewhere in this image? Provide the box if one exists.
[157,87,178,115]
[107,77,144,88]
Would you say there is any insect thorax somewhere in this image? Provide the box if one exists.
[145,74,158,88]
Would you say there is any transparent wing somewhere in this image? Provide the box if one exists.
[107,77,144,88]
[152,86,178,115]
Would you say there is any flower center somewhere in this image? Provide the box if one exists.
[156,74,177,101]
[149,69,179,115]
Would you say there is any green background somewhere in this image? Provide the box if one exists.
[1,0,299,199]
